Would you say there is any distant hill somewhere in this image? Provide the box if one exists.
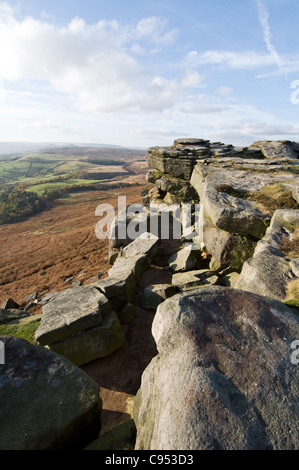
[43,146,147,161]
[0,142,146,158]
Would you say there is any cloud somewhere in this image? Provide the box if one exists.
[181,102,229,114]
[255,0,282,68]
[136,127,190,139]
[184,49,277,69]
[217,86,233,97]
[240,121,299,136]
[135,17,178,46]
[219,118,299,137]
[0,6,188,114]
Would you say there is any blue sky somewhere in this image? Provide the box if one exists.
[0,0,299,148]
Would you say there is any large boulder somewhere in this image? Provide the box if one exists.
[0,336,102,450]
[35,285,125,366]
[134,286,299,450]
[236,209,299,300]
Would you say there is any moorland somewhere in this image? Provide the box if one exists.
[0,144,148,306]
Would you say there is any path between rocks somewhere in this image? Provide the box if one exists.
[81,238,181,435]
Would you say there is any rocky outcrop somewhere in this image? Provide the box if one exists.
[0,336,101,450]
[249,140,299,159]
[2,137,299,451]
[147,138,211,181]
[146,138,299,266]
[132,137,299,452]
[134,287,299,450]
[190,164,271,238]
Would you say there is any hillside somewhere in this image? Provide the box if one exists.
[0,146,147,223]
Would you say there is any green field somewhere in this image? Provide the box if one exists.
[25,178,102,195]
[0,151,129,193]
[0,154,64,183]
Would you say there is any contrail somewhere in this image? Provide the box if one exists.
[255,0,282,68]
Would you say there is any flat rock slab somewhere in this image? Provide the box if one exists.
[120,232,160,260]
[134,286,299,450]
[47,311,126,366]
[0,336,101,450]
[172,269,218,290]
[35,285,111,346]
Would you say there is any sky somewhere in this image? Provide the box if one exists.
[0,0,299,148]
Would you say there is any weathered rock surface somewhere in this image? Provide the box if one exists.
[0,336,102,450]
[140,284,177,310]
[202,221,256,270]
[172,269,219,291]
[236,209,299,300]
[290,258,299,277]
[109,233,160,285]
[95,276,135,311]
[36,285,111,345]
[218,271,240,288]
[134,286,299,450]
[155,174,198,203]
[118,303,136,324]
[191,164,271,239]
[249,140,299,159]
[147,143,209,180]
[35,285,125,366]
[168,246,201,273]
[47,311,125,366]
[108,207,151,264]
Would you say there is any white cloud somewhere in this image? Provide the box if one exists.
[217,86,233,97]
[0,7,185,114]
[185,49,277,69]
[181,71,205,89]
[181,102,228,114]
[255,0,282,69]
[135,17,178,46]
[239,121,299,136]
